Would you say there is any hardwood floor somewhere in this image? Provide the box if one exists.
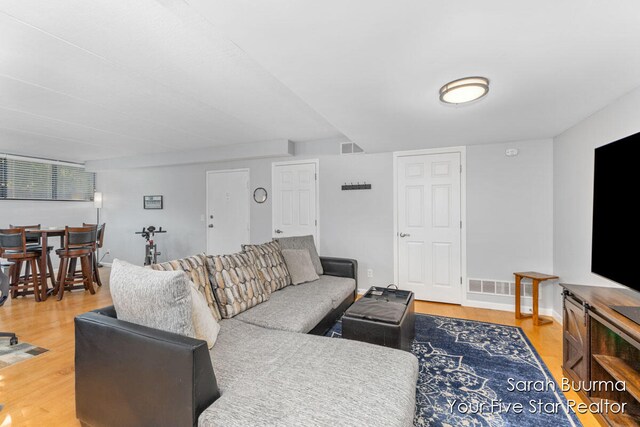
[0,271,599,426]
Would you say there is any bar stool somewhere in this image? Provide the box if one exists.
[0,229,41,302]
[83,223,105,287]
[9,224,40,246]
[55,226,97,300]
[9,224,57,289]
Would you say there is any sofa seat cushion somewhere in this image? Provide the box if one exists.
[204,319,418,427]
[232,275,355,333]
[152,254,222,321]
[205,252,270,319]
[232,283,332,333]
[313,275,356,309]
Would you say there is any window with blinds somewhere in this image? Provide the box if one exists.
[0,156,96,201]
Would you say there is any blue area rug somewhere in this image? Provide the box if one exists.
[326,313,581,427]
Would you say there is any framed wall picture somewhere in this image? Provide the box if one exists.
[143,195,163,210]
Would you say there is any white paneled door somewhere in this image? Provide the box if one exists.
[397,152,462,303]
[272,161,318,241]
[206,169,250,255]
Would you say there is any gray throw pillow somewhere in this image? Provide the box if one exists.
[190,282,220,349]
[110,259,195,337]
[274,235,323,275]
[281,249,320,285]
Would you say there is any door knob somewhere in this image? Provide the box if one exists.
[399,232,410,238]
[208,224,214,228]
[275,229,283,234]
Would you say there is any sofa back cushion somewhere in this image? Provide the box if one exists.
[152,254,222,321]
[205,252,270,319]
[110,259,195,337]
[242,241,291,293]
[274,235,323,275]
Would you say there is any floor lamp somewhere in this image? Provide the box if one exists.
[94,192,103,267]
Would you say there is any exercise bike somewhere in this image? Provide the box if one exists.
[135,226,167,265]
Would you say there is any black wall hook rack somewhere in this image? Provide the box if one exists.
[341,182,372,191]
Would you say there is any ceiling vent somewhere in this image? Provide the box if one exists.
[340,142,364,155]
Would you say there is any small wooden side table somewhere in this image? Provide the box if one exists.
[514,271,558,326]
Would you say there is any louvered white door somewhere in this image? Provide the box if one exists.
[272,161,318,241]
[397,153,462,303]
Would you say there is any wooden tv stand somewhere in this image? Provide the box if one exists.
[561,284,640,426]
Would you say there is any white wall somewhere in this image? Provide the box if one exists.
[0,200,95,229]
[0,200,96,264]
[552,86,640,313]
[466,139,555,311]
[98,149,393,290]
[99,139,553,307]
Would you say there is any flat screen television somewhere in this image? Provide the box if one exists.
[592,131,640,323]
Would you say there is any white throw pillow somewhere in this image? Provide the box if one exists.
[190,282,220,349]
[109,259,195,337]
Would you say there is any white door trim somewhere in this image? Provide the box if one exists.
[205,168,250,255]
[393,146,467,304]
[271,159,320,248]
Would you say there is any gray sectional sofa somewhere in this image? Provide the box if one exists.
[75,249,418,427]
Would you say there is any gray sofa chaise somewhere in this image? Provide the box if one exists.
[75,253,418,427]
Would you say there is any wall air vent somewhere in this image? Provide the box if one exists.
[340,142,364,155]
[468,278,532,297]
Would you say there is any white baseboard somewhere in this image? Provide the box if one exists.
[99,262,113,267]
[359,288,564,324]
[462,299,556,318]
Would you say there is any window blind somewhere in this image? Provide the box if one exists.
[0,155,96,201]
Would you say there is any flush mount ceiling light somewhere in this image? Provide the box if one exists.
[439,76,489,105]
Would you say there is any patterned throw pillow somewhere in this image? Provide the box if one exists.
[205,252,270,319]
[151,254,222,321]
[242,241,292,293]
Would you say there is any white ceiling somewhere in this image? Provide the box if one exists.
[2,1,640,162]
[0,0,344,162]
[188,0,640,152]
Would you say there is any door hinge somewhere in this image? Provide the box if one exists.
[460,164,462,173]
[460,220,462,229]
[315,173,317,181]
[315,219,317,226]
[460,276,463,285]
